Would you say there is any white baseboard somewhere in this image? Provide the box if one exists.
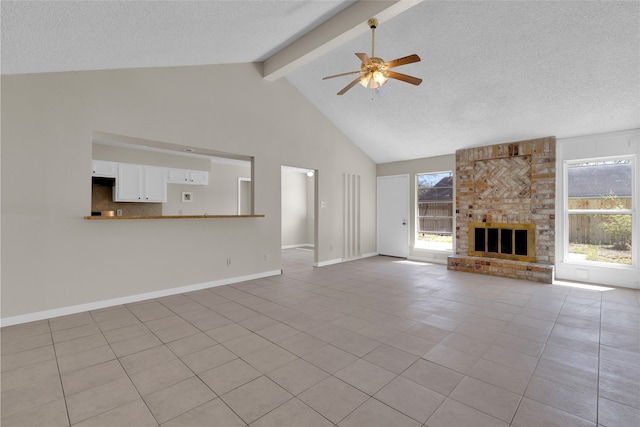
[314,258,344,267]
[282,244,315,249]
[314,252,378,267]
[1,270,282,327]
[407,255,447,265]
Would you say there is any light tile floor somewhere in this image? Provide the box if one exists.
[2,248,639,426]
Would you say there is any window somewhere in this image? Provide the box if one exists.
[416,171,453,250]
[565,157,633,266]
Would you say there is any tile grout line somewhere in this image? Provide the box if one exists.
[208,268,401,426]
[90,306,160,427]
[4,253,637,427]
[503,289,564,426]
[152,296,250,426]
[48,318,73,427]
[174,288,347,425]
[159,289,368,426]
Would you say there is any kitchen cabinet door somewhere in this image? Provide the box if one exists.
[114,164,167,202]
[167,169,208,185]
[188,171,208,185]
[92,160,118,177]
[144,167,167,202]
[115,164,143,201]
[168,169,190,183]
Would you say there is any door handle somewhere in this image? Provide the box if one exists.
[402,219,407,226]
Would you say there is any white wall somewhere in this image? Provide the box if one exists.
[93,142,211,170]
[377,154,456,264]
[1,63,377,322]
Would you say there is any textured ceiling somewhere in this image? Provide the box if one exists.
[2,1,639,164]
[1,0,354,74]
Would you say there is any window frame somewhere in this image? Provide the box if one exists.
[563,154,636,269]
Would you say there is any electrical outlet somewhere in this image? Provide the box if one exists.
[226,258,231,266]
[116,209,123,216]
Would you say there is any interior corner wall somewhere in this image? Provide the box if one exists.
[377,154,456,263]
[1,63,377,321]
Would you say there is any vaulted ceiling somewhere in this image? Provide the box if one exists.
[3,1,639,163]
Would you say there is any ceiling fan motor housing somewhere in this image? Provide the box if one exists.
[362,57,386,73]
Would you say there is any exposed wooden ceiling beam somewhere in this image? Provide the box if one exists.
[262,0,423,82]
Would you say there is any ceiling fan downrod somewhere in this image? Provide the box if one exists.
[368,18,378,58]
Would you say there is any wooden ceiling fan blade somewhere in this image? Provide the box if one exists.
[355,52,372,65]
[385,70,423,86]
[337,75,367,95]
[322,70,363,80]
[384,54,421,69]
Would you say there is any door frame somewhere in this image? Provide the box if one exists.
[280,165,318,265]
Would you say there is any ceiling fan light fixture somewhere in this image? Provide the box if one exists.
[359,73,371,88]
[373,70,387,86]
[359,71,387,89]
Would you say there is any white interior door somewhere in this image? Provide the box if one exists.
[377,175,409,257]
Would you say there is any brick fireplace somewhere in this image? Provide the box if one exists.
[447,136,556,283]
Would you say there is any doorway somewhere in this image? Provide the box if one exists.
[377,174,409,257]
[281,166,317,265]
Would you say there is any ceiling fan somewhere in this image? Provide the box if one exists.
[323,18,422,95]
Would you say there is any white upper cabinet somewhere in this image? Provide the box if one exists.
[167,169,189,183]
[114,164,167,202]
[144,166,168,202]
[187,170,208,185]
[94,161,207,203]
[115,164,143,201]
[92,160,118,177]
[167,169,209,185]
